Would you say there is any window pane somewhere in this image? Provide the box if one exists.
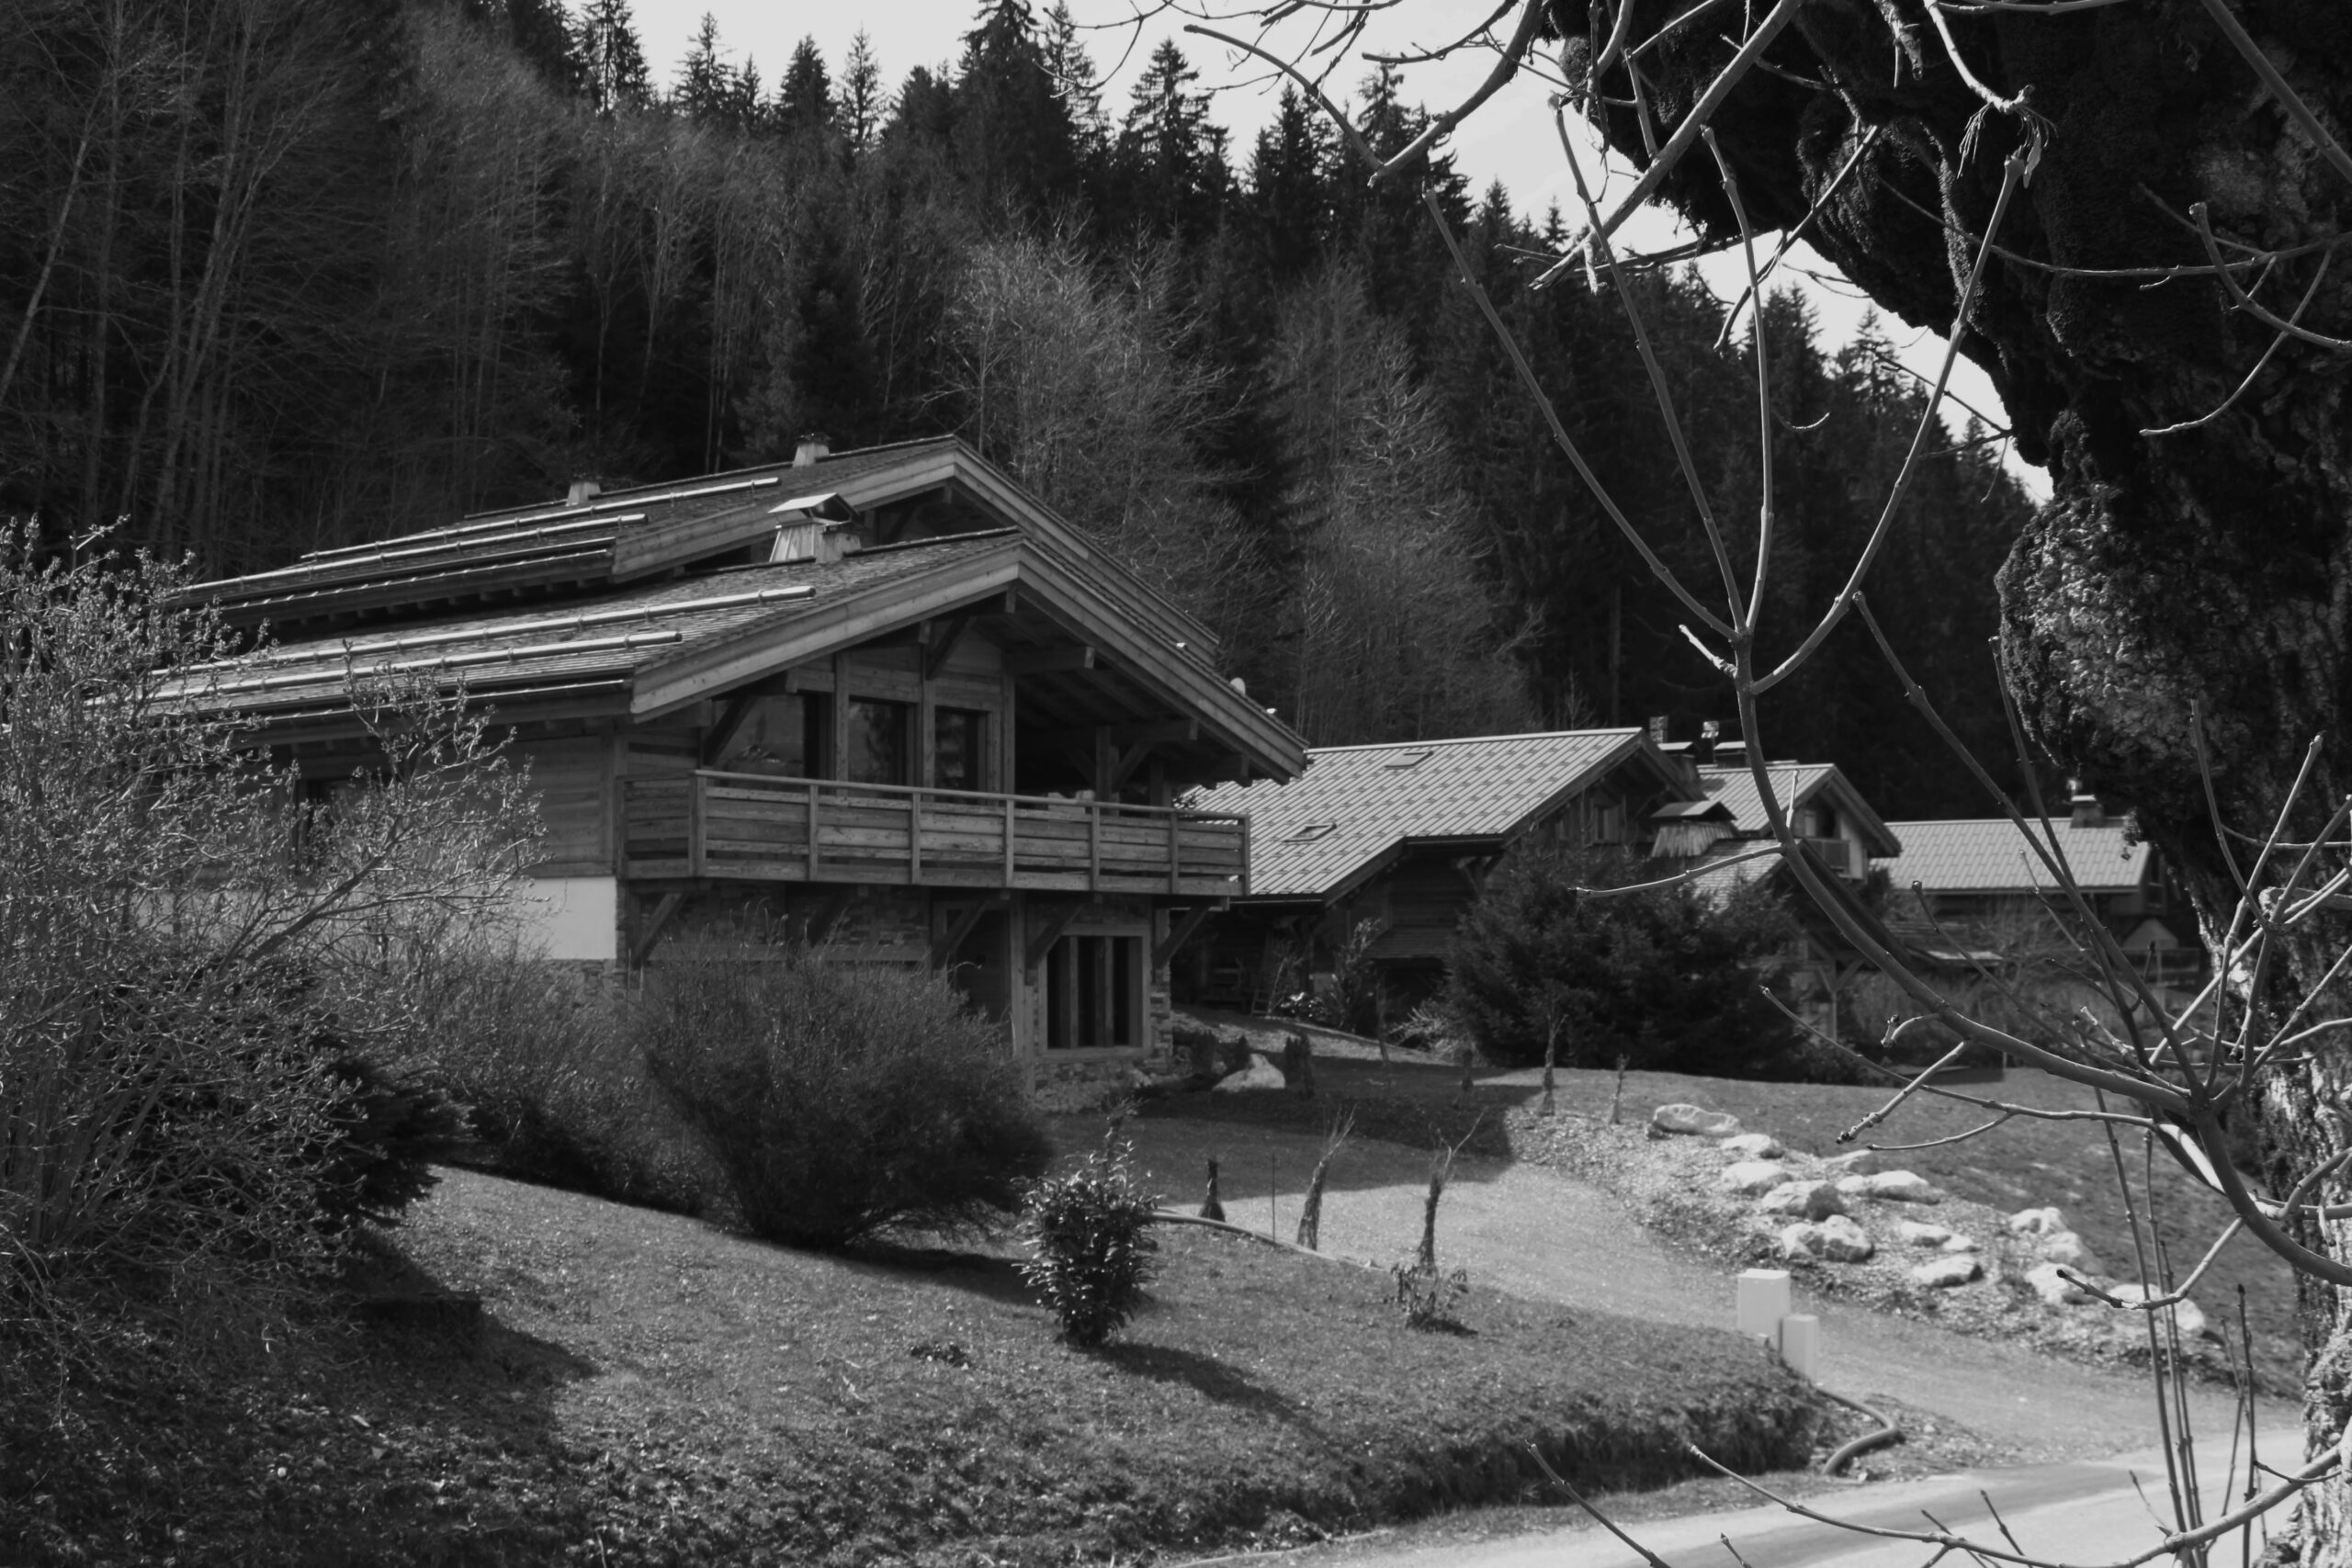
[935,708,984,792]
[845,699,909,784]
[715,694,809,776]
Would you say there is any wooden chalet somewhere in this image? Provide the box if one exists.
[174,436,1307,1093]
[1178,729,1700,1016]
[1674,755,1905,1039]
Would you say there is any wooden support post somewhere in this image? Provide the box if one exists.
[1088,800,1101,892]
[687,773,706,876]
[922,614,976,681]
[1024,901,1081,977]
[1166,808,1180,895]
[700,690,760,766]
[1153,901,1222,967]
[806,780,821,880]
[831,651,852,779]
[1108,741,1152,792]
[909,789,922,884]
[630,891,685,967]
[931,897,1007,968]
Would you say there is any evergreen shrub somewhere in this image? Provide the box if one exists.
[1448,843,1818,1079]
[635,934,1050,1248]
[1017,1139,1159,1348]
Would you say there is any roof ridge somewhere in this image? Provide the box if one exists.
[461,436,962,521]
[1305,727,1640,756]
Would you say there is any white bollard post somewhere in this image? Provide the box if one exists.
[1736,1269,1792,1340]
[1778,1314,1820,1380]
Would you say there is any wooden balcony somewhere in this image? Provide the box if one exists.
[622,770,1249,897]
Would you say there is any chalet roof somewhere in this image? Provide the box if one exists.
[1877,817,2153,897]
[165,531,1306,778]
[1697,762,1903,858]
[1186,728,1683,902]
[173,437,1214,660]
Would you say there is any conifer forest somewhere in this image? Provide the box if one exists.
[0,0,2041,817]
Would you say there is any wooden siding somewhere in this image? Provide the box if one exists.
[518,736,611,874]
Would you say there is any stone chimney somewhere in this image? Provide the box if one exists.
[793,434,831,468]
[566,479,601,507]
[2070,784,2106,828]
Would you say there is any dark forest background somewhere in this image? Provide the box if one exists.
[0,0,2041,817]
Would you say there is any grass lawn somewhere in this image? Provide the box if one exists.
[3,1164,1819,1567]
[1145,1051,2301,1392]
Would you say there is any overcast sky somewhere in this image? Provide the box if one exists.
[630,0,2040,496]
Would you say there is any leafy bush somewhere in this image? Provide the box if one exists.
[1391,1261,1470,1332]
[386,942,721,1214]
[635,934,1051,1249]
[1448,842,1803,1078]
[0,533,535,1353]
[1017,1139,1159,1347]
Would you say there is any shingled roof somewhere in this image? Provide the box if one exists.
[1186,728,1681,902]
[1877,818,2152,896]
[1696,762,1903,858]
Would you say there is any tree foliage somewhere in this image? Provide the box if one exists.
[1447,844,1801,1078]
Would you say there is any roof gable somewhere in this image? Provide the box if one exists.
[1188,728,1687,901]
[1697,761,1902,858]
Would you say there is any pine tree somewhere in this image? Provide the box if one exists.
[1247,86,1333,282]
[1042,3,1105,153]
[840,32,884,151]
[572,0,650,114]
[955,0,1080,212]
[673,13,735,121]
[775,36,831,134]
[1115,39,1217,240]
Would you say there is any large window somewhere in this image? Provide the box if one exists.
[934,707,986,792]
[1044,933,1141,1051]
[715,694,819,777]
[845,698,910,785]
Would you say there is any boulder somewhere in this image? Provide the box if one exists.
[1939,1234,1980,1254]
[1897,1220,1953,1248]
[1781,1215,1873,1263]
[1212,1055,1285,1092]
[1835,1170,1943,1204]
[2034,1230,2106,1276]
[1821,1150,1875,1176]
[1759,1180,1848,1219]
[2008,1206,2068,1237]
[1912,1255,1983,1289]
[1811,1214,1875,1263]
[1719,1160,1790,1197]
[2108,1283,2212,1339]
[1654,1103,1743,1139]
[1721,1133,1785,1161]
[2023,1262,2093,1307]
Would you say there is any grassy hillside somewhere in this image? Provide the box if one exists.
[3,1165,1820,1567]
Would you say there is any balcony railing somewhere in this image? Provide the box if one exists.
[622,770,1248,896]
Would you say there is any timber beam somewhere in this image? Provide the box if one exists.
[1153,900,1225,968]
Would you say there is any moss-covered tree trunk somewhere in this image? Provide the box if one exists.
[1548,0,2352,1551]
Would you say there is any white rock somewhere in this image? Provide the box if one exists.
[1821,1150,1875,1175]
[2008,1206,2067,1236]
[1786,1213,1875,1263]
[1836,1170,1942,1203]
[1758,1184,1844,1222]
[1655,1103,1743,1138]
[1776,1223,1818,1262]
[1721,1133,1785,1161]
[2107,1283,2212,1339]
[2024,1262,2093,1306]
[2035,1230,2106,1276]
[1212,1056,1285,1092]
[1897,1221,1952,1248]
[1939,1234,1980,1254]
[1720,1160,1791,1196]
[1912,1255,1983,1289]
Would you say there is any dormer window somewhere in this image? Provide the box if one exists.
[1289,823,1338,843]
[1385,750,1433,770]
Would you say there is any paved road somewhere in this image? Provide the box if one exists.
[1283,1449,2266,1567]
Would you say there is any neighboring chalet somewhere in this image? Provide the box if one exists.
[173,436,1307,1097]
[1673,753,1905,1039]
[1179,729,1698,1015]
[1876,793,2203,986]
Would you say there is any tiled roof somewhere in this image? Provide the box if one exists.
[167,535,1008,718]
[1185,729,1651,900]
[1697,762,1903,857]
[1876,817,2152,896]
